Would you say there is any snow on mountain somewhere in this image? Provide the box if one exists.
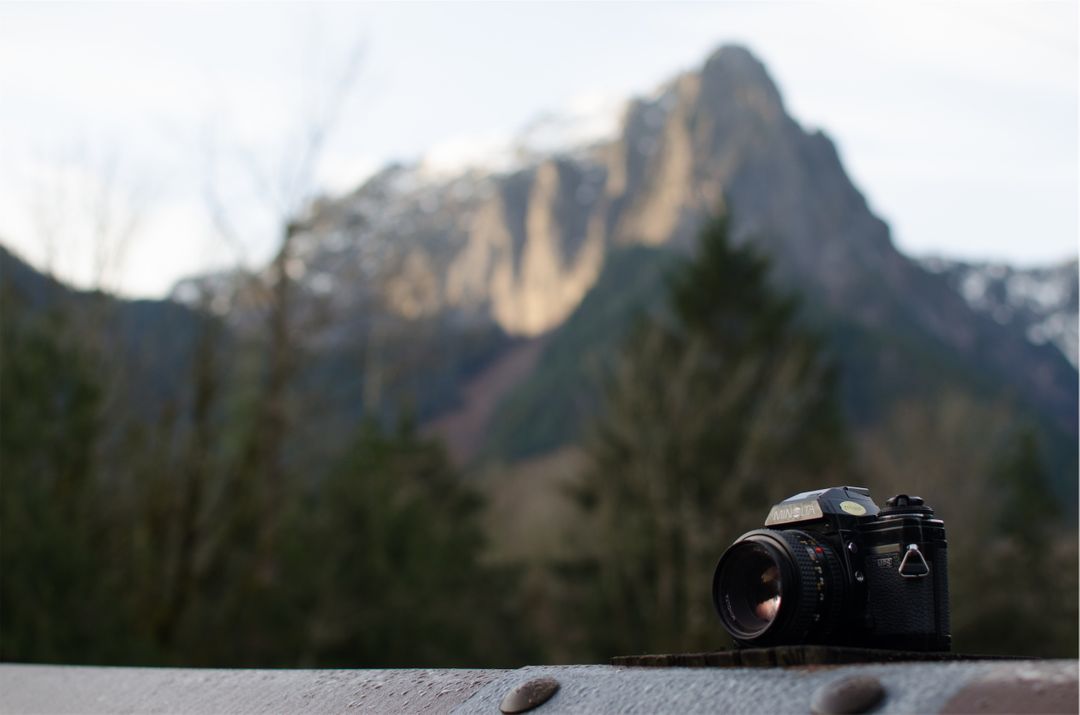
[418,93,624,180]
[921,256,1079,367]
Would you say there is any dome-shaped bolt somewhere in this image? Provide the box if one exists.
[811,675,886,714]
[499,677,560,713]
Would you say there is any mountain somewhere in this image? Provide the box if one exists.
[252,47,1071,440]
[921,256,1078,368]
[1,243,208,419]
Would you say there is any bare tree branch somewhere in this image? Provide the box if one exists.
[193,26,367,593]
[199,122,252,267]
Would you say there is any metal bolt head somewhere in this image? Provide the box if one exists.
[500,677,560,714]
[811,675,886,715]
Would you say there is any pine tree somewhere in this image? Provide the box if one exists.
[299,418,535,667]
[569,212,851,657]
[0,299,129,661]
[955,428,1078,656]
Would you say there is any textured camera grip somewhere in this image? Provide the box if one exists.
[864,547,936,636]
[934,545,951,644]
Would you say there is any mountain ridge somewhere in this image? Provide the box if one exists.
[268,44,1075,436]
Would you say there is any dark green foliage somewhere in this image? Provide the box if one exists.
[992,429,1061,543]
[563,212,851,656]
[302,420,534,667]
[0,293,137,662]
[959,429,1077,657]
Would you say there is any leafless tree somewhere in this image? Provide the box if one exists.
[194,33,366,593]
[28,142,150,297]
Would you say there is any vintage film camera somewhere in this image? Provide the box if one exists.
[712,486,950,651]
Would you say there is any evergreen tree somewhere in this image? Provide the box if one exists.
[300,418,535,667]
[991,429,1061,547]
[569,213,851,657]
[0,300,133,661]
[954,428,1078,657]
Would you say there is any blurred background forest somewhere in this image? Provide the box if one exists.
[1,5,1078,667]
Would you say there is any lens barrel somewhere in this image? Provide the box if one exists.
[713,529,843,647]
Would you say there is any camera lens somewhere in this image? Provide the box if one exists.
[714,542,785,637]
[713,530,843,647]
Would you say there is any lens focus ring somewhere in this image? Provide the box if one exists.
[771,530,834,644]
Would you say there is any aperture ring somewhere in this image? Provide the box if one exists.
[771,529,832,643]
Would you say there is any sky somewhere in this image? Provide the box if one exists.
[0,1,1076,298]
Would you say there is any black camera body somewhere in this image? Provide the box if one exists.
[712,486,950,651]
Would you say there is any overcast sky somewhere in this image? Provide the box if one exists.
[1,1,1076,297]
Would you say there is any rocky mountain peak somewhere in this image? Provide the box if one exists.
[287,45,1014,345]
[200,43,1074,438]
[699,44,786,120]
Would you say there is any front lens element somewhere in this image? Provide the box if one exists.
[715,542,785,638]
